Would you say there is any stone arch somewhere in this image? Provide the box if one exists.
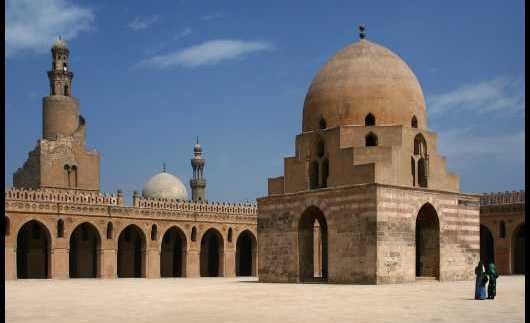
[106,222,113,239]
[365,132,378,147]
[411,156,416,186]
[236,230,257,276]
[413,133,427,155]
[200,228,224,277]
[16,220,52,279]
[415,203,440,279]
[319,117,327,130]
[365,113,375,126]
[227,227,233,243]
[191,226,197,242]
[298,206,328,282]
[117,224,147,278]
[480,225,495,265]
[69,222,101,278]
[151,224,158,241]
[57,219,64,238]
[160,226,187,277]
[511,222,525,274]
[499,220,506,238]
[411,115,418,128]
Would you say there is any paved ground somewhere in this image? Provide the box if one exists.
[5,276,524,323]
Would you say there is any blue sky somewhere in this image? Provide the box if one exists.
[5,0,525,203]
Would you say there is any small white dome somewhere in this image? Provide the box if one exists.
[142,172,188,200]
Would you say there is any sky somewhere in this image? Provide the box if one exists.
[5,0,525,204]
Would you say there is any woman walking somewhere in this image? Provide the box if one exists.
[486,262,499,299]
[474,260,488,300]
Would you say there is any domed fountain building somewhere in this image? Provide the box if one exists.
[257,27,482,284]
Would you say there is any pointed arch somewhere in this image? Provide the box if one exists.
[17,220,52,279]
[69,222,101,278]
[365,132,378,147]
[106,222,113,239]
[236,230,257,276]
[309,161,319,189]
[191,226,197,242]
[414,134,427,155]
[480,225,495,265]
[365,113,375,126]
[200,228,224,277]
[411,115,418,128]
[227,227,233,243]
[151,224,158,241]
[298,206,328,282]
[160,226,187,277]
[319,118,327,130]
[415,203,440,279]
[57,219,64,238]
[117,224,146,278]
[512,222,525,274]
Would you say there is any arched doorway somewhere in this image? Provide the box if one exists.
[17,220,51,279]
[117,225,146,278]
[512,222,525,274]
[480,225,495,265]
[415,203,440,279]
[69,222,101,278]
[160,226,187,277]
[298,206,328,282]
[236,230,257,276]
[200,228,224,277]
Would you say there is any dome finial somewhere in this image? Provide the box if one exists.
[359,24,366,39]
[162,162,166,172]
[196,135,199,144]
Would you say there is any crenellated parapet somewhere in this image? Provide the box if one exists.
[5,187,119,206]
[134,196,257,216]
[480,190,525,205]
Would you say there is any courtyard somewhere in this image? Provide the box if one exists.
[5,276,524,323]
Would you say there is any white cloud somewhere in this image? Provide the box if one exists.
[437,127,524,162]
[428,77,524,116]
[6,0,94,57]
[135,39,275,69]
[128,15,160,31]
[174,27,192,39]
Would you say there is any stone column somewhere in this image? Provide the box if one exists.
[52,247,69,279]
[5,245,17,280]
[147,248,160,278]
[224,250,235,277]
[186,249,200,277]
[101,248,117,279]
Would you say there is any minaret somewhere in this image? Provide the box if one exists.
[190,137,207,202]
[13,37,100,191]
[43,36,80,140]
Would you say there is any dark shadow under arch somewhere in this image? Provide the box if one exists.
[160,226,187,277]
[69,222,101,278]
[17,220,51,279]
[117,225,146,278]
[512,222,525,274]
[236,230,257,276]
[480,225,495,266]
[416,203,440,279]
[200,228,224,277]
[298,206,328,282]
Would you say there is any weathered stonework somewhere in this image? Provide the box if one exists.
[479,191,525,274]
[5,188,257,280]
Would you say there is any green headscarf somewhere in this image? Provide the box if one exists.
[487,263,497,277]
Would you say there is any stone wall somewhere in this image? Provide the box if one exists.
[4,188,257,280]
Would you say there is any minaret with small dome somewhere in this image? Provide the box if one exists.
[190,137,207,202]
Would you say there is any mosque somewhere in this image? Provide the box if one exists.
[4,29,525,282]
[4,37,257,280]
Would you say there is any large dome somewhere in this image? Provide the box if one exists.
[302,39,427,132]
[142,172,188,200]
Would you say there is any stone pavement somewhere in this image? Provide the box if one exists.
[5,276,524,323]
